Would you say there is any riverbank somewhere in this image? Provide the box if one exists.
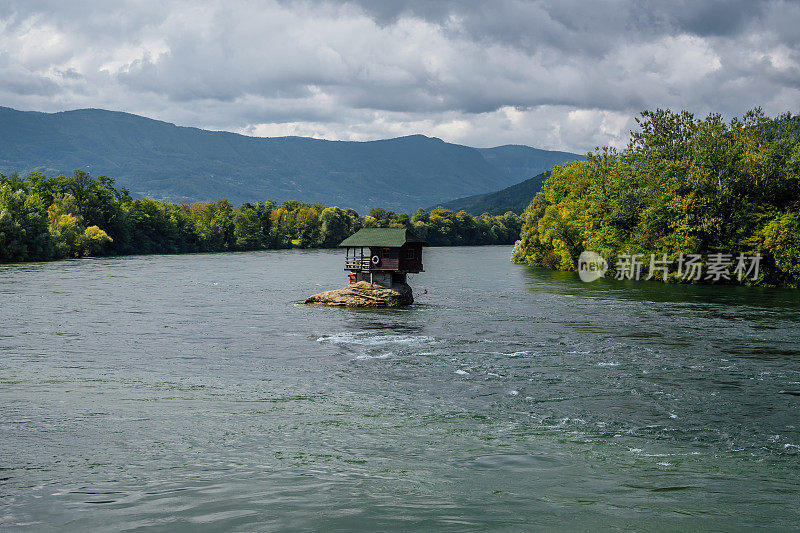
[1,171,523,265]
[510,109,800,288]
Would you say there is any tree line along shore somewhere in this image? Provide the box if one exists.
[0,170,522,263]
[3,108,798,288]
[512,109,800,287]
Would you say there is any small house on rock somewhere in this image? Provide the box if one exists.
[339,228,426,287]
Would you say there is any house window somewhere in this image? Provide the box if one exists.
[405,248,416,260]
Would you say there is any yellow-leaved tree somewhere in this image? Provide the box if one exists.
[48,193,112,258]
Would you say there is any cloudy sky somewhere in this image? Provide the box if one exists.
[1,0,798,152]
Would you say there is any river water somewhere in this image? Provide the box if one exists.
[1,246,799,531]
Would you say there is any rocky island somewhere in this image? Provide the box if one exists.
[304,281,413,308]
[304,228,426,308]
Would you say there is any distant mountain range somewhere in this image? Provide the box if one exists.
[431,171,550,215]
[0,106,583,214]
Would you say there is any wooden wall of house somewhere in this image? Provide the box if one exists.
[370,247,399,270]
[345,244,423,273]
[399,243,423,272]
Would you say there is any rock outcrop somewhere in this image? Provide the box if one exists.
[304,281,414,308]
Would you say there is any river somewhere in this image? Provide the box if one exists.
[1,246,799,531]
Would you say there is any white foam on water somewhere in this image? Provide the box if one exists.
[597,361,620,367]
[354,353,392,360]
[317,332,435,346]
[504,351,530,357]
[657,462,672,467]
[509,390,519,396]
[454,369,469,375]
[669,413,678,419]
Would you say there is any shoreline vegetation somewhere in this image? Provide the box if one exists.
[511,109,800,288]
[0,171,522,264]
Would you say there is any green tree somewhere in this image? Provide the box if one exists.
[81,225,113,256]
[512,108,800,286]
[0,180,52,262]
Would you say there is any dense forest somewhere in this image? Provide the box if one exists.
[511,109,800,287]
[434,171,550,215]
[0,171,522,263]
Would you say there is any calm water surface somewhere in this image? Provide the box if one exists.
[1,246,799,531]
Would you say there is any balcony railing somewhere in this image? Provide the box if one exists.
[345,257,416,271]
[345,257,372,270]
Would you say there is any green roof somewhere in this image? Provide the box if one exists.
[339,227,427,247]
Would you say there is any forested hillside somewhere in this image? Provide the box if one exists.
[477,145,581,183]
[511,109,800,287]
[0,107,580,214]
[433,172,550,215]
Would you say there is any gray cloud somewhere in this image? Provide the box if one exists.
[0,0,798,152]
